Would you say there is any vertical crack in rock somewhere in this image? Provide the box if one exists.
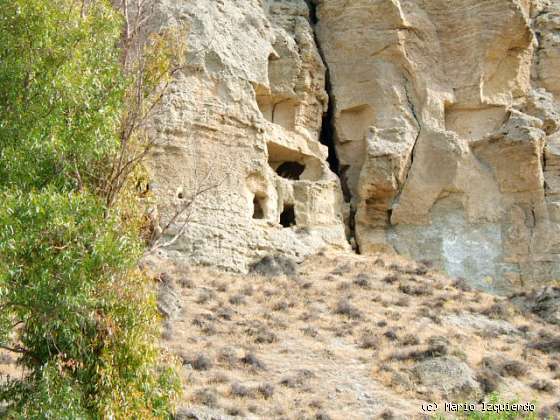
[304,0,318,24]
[319,70,345,192]
[398,78,422,193]
[306,0,356,244]
[306,2,341,178]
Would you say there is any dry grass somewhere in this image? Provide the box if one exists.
[150,252,560,418]
[4,251,559,419]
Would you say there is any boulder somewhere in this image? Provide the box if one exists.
[411,356,482,401]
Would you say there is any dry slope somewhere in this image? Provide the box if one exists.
[144,252,560,419]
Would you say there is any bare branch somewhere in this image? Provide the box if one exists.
[0,344,28,355]
[148,168,224,252]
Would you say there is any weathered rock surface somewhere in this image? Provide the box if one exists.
[146,0,349,272]
[146,0,560,289]
[411,356,482,401]
[157,274,182,320]
[315,0,560,290]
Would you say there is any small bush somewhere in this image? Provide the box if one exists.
[383,275,399,284]
[302,327,319,338]
[257,383,274,399]
[398,282,432,296]
[334,298,362,319]
[359,334,380,349]
[178,277,195,289]
[192,354,213,371]
[353,274,370,288]
[194,388,218,407]
[245,323,277,344]
[476,370,501,394]
[529,336,560,354]
[480,356,528,378]
[196,290,213,304]
[481,302,513,320]
[240,353,267,370]
[391,342,448,362]
[453,277,472,292]
[384,330,398,341]
[218,347,237,366]
[230,382,252,398]
[272,300,289,311]
[229,294,246,305]
[531,379,555,393]
[401,334,420,346]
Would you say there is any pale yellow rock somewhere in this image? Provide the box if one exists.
[146,0,349,272]
[316,0,560,290]
[145,0,560,289]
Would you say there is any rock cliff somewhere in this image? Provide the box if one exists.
[147,0,560,290]
[147,0,349,273]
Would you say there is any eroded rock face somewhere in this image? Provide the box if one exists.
[316,0,560,291]
[147,0,560,288]
[147,0,349,271]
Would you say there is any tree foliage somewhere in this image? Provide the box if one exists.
[0,0,181,417]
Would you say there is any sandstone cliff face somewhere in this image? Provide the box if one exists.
[147,0,348,272]
[148,0,560,290]
[316,0,560,291]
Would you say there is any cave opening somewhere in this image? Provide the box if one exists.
[253,196,265,219]
[280,204,296,228]
[276,161,305,180]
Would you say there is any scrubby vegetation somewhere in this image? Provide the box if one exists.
[0,0,181,417]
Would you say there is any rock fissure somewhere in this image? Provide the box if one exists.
[307,1,356,245]
[400,78,422,192]
[308,7,341,179]
[146,0,560,289]
[304,0,318,24]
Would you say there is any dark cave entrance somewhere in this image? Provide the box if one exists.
[276,161,305,180]
[280,204,296,228]
[253,196,265,219]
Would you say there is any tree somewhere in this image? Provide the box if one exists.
[0,0,181,417]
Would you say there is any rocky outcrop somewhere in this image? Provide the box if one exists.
[411,356,482,401]
[147,0,560,290]
[146,0,348,272]
[316,0,560,291]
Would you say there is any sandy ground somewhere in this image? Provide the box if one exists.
[1,250,559,419]
[153,251,560,419]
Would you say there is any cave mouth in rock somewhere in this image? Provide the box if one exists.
[280,204,296,228]
[253,196,265,219]
[276,161,305,180]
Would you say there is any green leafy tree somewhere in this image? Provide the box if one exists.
[0,0,181,417]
